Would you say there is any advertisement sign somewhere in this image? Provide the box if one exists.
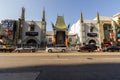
[1,20,16,44]
[26,32,38,36]
[117,34,120,38]
[87,33,97,37]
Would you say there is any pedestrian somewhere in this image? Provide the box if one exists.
[97,47,102,52]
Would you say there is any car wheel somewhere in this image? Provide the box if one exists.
[117,49,119,52]
[78,50,81,52]
[108,49,111,52]
[17,50,20,53]
[32,50,35,52]
[111,50,114,52]
[103,50,105,52]
[88,50,91,52]
[48,49,52,53]
[61,49,65,52]
[119,49,120,52]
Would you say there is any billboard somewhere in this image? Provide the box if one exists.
[1,20,16,44]
[87,33,97,37]
[117,34,120,38]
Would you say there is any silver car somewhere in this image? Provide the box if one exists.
[46,47,67,53]
[13,47,35,53]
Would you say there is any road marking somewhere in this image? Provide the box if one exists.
[38,58,70,60]
[0,72,39,80]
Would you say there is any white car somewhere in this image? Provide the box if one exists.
[46,47,67,53]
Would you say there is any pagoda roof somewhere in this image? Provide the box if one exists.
[55,16,67,29]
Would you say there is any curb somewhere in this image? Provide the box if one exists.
[0,52,120,57]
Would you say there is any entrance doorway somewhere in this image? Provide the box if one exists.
[27,39,37,47]
[56,31,65,45]
[89,39,96,44]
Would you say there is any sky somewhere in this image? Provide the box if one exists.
[0,0,120,31]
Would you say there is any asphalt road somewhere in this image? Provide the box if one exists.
[0,52,120,80]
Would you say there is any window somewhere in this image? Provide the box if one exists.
[90,23,94,32]
[69,38,72,42]
[90,26,94,32]
[29,21,35,31]
[30,26,35,31]
[49,38,52,42]
[103,24,112,39]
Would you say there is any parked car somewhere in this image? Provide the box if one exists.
[78,44,98,52]
[46,46,67,53]
[0,45,15,52]
[13,46,36,53]
[102,42,112,47]
[104,46,120,52]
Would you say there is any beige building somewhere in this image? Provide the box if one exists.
[17,7,46,48]
[70,12,120,47]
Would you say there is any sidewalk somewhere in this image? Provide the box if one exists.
[0,52,120,57]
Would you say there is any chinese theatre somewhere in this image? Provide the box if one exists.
[52,16,69,47]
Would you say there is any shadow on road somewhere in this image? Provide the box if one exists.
[0,63,120,80]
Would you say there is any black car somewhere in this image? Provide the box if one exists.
[105,46,120,52]
[78,44,98,52]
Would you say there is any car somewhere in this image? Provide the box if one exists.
[102,42,112,47]
[104,46,120,52]
[78,44,98,52]
[46,46,67,53]
[13,47,36,53]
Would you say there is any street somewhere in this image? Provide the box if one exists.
[0,52,120,80]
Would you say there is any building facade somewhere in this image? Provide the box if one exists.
[46,16,76,47]
[52,16,69,47]
[0,20,18,45]
[2,8,120,49]
[70,12,120,47]
[18,7,46,48]
[46,31,76,47]
[0,7,46,48]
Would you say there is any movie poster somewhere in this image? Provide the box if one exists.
[1,20,15,44]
